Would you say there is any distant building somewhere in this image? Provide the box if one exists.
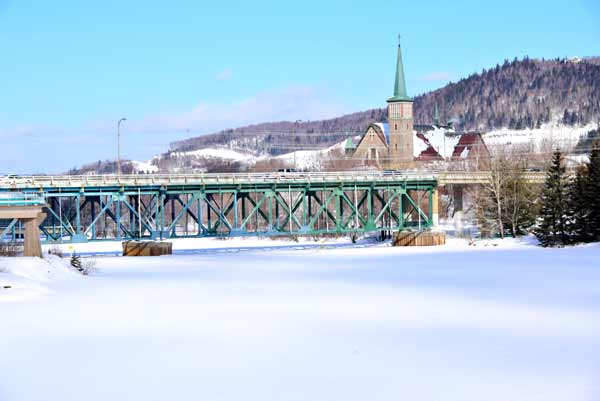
[350,37,489,170]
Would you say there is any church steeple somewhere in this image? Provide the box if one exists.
[388,35,412,103]
[386,35,414,167]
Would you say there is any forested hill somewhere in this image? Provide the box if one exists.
[171,56,600,154]
[416,56,600,130]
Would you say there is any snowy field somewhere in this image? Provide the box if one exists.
[1,238,600,401]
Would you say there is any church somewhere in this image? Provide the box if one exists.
[347,38,488,170]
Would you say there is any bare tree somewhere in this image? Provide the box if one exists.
[474,146,541,238]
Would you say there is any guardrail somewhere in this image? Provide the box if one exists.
[0,192,46,206]
[0,171,438,189]
[0,170,548,189]
[438,171,547,184]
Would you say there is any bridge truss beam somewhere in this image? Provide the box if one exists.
[1,178,438,243]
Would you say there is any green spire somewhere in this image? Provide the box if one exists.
[387,35,412,103]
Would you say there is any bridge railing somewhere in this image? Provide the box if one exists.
[0,192,46,206]
[0,171,438,189]
[437,171,547,184]
[0,170,548,189]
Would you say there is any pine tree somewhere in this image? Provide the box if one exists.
[566,166,590,243]
[586,145,600,241]
[535,150,570,247]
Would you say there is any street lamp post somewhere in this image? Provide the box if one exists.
[117,118,127,177]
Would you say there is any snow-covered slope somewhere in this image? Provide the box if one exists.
[130,160,158,174]
[171,147,261,163]
[483,122,597,150]
[274,140,346,170]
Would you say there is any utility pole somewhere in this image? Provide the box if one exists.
[117,118,127,177]
[294,120,302,170]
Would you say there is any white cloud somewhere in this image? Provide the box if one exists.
[0,85,351,172]
[215,68,233,81]
[418,71,451,82]
[129,85,349,135]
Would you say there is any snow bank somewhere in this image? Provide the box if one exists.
[0,255,77,302]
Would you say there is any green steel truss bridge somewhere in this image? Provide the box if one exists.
[0,171,446,243]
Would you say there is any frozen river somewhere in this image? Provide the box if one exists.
[1,238,600,401]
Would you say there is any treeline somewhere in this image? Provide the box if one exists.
[574,128,600,154]
[473,140,600,245]
[415,57,600,130]
[67,160,136,175]
[170,108,386,155]
[535,148,600,246]
[170,57,600,156]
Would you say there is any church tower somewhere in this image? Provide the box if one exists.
[387,37,413,167]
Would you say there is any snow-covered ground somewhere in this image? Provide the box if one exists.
[274,140,346,170]
[40,235,364,255]
[130,160,159,174]
[1,238,600,401]
[170,147,261,163]
[483,121,598,150]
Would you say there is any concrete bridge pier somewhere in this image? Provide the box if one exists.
[452,185,465,236]
[432,188,439,227]
[0,206,46,257]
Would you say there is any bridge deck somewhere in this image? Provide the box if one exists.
[1,171,438,190]
[0,170,546,191]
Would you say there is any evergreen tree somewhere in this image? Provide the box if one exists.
[535,150,570,246]
[566,166,591,243]
[586,145,600,241]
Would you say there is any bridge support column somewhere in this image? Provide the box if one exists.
[453,185,464,236]
[0,206,46,257]
[23,216,42,257]
[25,211,46,257]
[432,188,439,228]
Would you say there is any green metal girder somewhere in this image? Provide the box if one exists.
[1,178,437,243]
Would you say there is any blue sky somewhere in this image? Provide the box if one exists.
[1,0,599,173]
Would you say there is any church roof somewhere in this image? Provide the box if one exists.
[413,128,487,161]
[373,123,390,144]
[387,36,412,103]
[450,133,488,159]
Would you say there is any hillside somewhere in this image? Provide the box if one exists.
[69,56,600,174]
[170,56,600,156]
